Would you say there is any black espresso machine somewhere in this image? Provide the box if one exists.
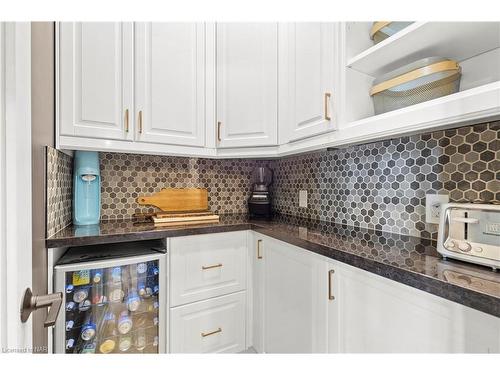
[248,166,273,219]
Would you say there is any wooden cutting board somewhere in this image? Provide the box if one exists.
[137,188,208,212]
[152,214,219,225]
[152,218,220,227]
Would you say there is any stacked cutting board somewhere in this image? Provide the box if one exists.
[137,188,219,227]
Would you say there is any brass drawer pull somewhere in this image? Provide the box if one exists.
[125,109,129,132]
[201,263,223,270]
[328,269,335,300]
[257,239,263,259]
[324,92,331,121]
[201,327,222,337]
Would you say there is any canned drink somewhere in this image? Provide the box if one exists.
[117,311,133,334]
[65,301,76,312]
[81,320,96,341]
[65,338,75,350]
[65,320,74,331]
[78,299,91,312]
[73,287,89,303]
[65,284,74,294]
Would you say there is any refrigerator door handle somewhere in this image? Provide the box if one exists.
[20,287,63,327]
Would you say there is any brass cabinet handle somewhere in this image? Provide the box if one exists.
[217,121,222,142]
[201,327,222,337]
[324,92,331,121]
[125,109,129,132]
[138,110,143,134]
[328,269,335,300]
[257,239,263,259]
[201,263,223,270]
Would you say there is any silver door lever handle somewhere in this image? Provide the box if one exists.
[20,288,63,327]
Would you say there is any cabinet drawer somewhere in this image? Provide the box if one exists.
[170,291,246,353]
[169,231,247,306]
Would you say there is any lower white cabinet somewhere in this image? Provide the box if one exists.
[336,262,500,353]
[252,234,500,354]
[167,231,499,353]
[168,231,249,353]
[170,291,246,353]
[254,234,332,353]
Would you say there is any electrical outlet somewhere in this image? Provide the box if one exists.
[299,190,308,208]
[425,194,449,224]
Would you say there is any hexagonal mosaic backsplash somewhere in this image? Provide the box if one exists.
[46,147,73,238]
[46,120,498,240]
[99,154,270,220]
[270,121,499,239]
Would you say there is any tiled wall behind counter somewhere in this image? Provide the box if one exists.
[100,154,270,220]
[271,121,499,239]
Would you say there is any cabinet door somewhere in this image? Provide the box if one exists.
[263,237,327,353]
[282,23,336,142]
[135,23,207,147]
[59,22,133,140]
[337,262,500,353]
[216,23,278,148]
[326,259,340,353]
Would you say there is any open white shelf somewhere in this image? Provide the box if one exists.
[336,81,500,148]
[347,22,500,77]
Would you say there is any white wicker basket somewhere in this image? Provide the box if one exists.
[370,57,462,115]
[370,22,413,44]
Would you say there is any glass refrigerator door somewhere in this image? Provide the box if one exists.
[61,258,162,354]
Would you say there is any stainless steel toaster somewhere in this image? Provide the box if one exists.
[437,203,500,271]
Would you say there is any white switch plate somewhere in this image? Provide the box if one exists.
[299,190,308,208]
[425,194,449,224]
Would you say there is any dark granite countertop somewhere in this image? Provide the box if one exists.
[47,214,500,317]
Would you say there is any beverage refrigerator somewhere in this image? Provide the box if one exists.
[53,239,167,354]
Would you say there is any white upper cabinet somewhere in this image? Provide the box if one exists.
[281,23,337,142]
[59,22,134,140]
[216,23,278,148]
[135,23,208,147]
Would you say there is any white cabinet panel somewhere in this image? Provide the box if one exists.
[216,23,278,148]
[282,23,336,142]
[263,237,328,353]
[169,231,247,307]
[336,262,500,353]
[135,23,208,147]
[170,291,246,353]
[59,22,133,140]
